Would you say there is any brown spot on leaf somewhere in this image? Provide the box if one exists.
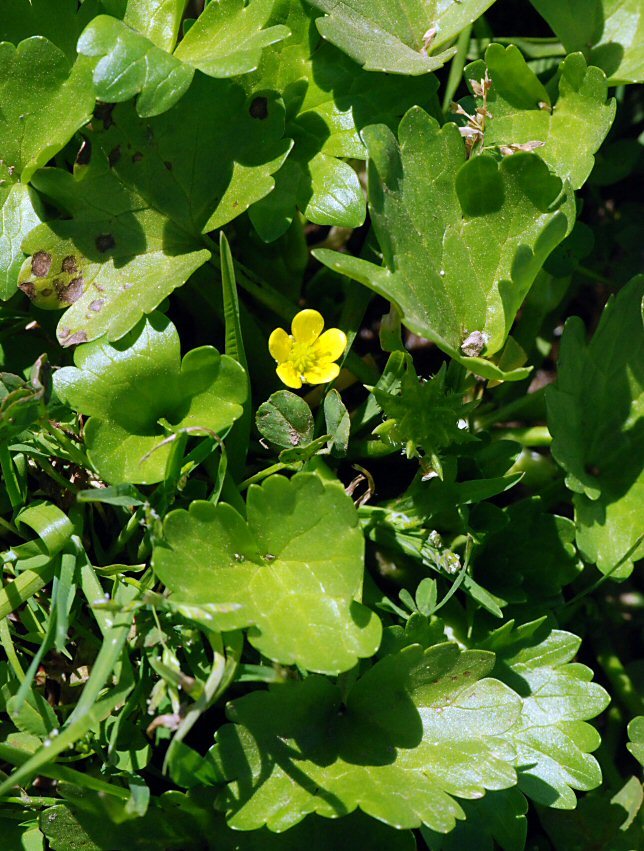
[95,103,115,129]
[132,151,143,163]
[88,299,105,312]
[108,145,121,167]
[19,281,37,300]
[60,329,88,347]
[32,251,52,277]
[249,96,269,119]
[62,256,78,274]
[95,234,116,253]
[586,463,601,477]
[164,161,173,171]
[58,277,85,304]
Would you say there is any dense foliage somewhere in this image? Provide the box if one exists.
[1,1,642,849]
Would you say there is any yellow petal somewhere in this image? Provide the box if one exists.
[311,328,347,363]
[291,309,324,344]
[302,362,341,385]
[268,327,292,363]
[276,362,302,389]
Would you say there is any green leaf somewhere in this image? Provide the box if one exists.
[627,716,644,767]
[124,0,187,52]
[78,2,290,117]
[324,389,350,457]
[77,15,194,117]
[546,275,644,577]
[485,620,610,809]
[0,357,51,445]
[17,153,210,346]
[421,787,528,851]
[40,798,415,851]
[0,0,86,62]
[95,75,292,234]
[540,775,644,851]
[0,184,44,301]
[153,473,381,674]
[256,390,314,449]
[209,642,521,831]
[464,47,615,190]
[246,0,439,239]
[174,0,290,77]
[529,0,644,84]
[305,0,499,74]
[315,108,575,379]
[0,38,94,184]
[473,498,583,607]
[54,313,246,485]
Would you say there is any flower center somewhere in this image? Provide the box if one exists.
[290,340,318,374]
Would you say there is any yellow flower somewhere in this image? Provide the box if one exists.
[268,309,347,390]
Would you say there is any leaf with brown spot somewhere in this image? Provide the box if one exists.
[18,153,210,344]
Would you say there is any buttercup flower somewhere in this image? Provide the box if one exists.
[268,309,347,389]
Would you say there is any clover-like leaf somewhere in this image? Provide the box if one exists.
[473,497,583,607]
[256,390,315,449]
[464,47,615,190]
[54,313,246,484]
[0,37,94,184]
[315,107,575,380]
[174,0,290,78]
[209,642,521,832]
[546,275,644,577]
[78,2,289,117]
[77,15,195,118]
[246,0,440,240]
[17,153,210,346]
[153,473,382,674]
[530,0,644,84]
[485,620,611,809]
[95,75,292,234]
[304,0,498,74]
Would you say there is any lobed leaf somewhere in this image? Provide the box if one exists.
[546,275,644,577]
[464,47,615,190]
[209,642,522,832]
[486,621,611,808]
[153,473,382,674]
[530,0,644,84]
[304,0,499,74]
[17,153,210,346]
[315,107,575,379]
[94,75,292,234]
[0,37,94,184]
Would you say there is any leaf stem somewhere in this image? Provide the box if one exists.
[443,24,473,113]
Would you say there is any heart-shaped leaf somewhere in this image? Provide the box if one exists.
[153,472,382,674]
[54,313,247,484]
